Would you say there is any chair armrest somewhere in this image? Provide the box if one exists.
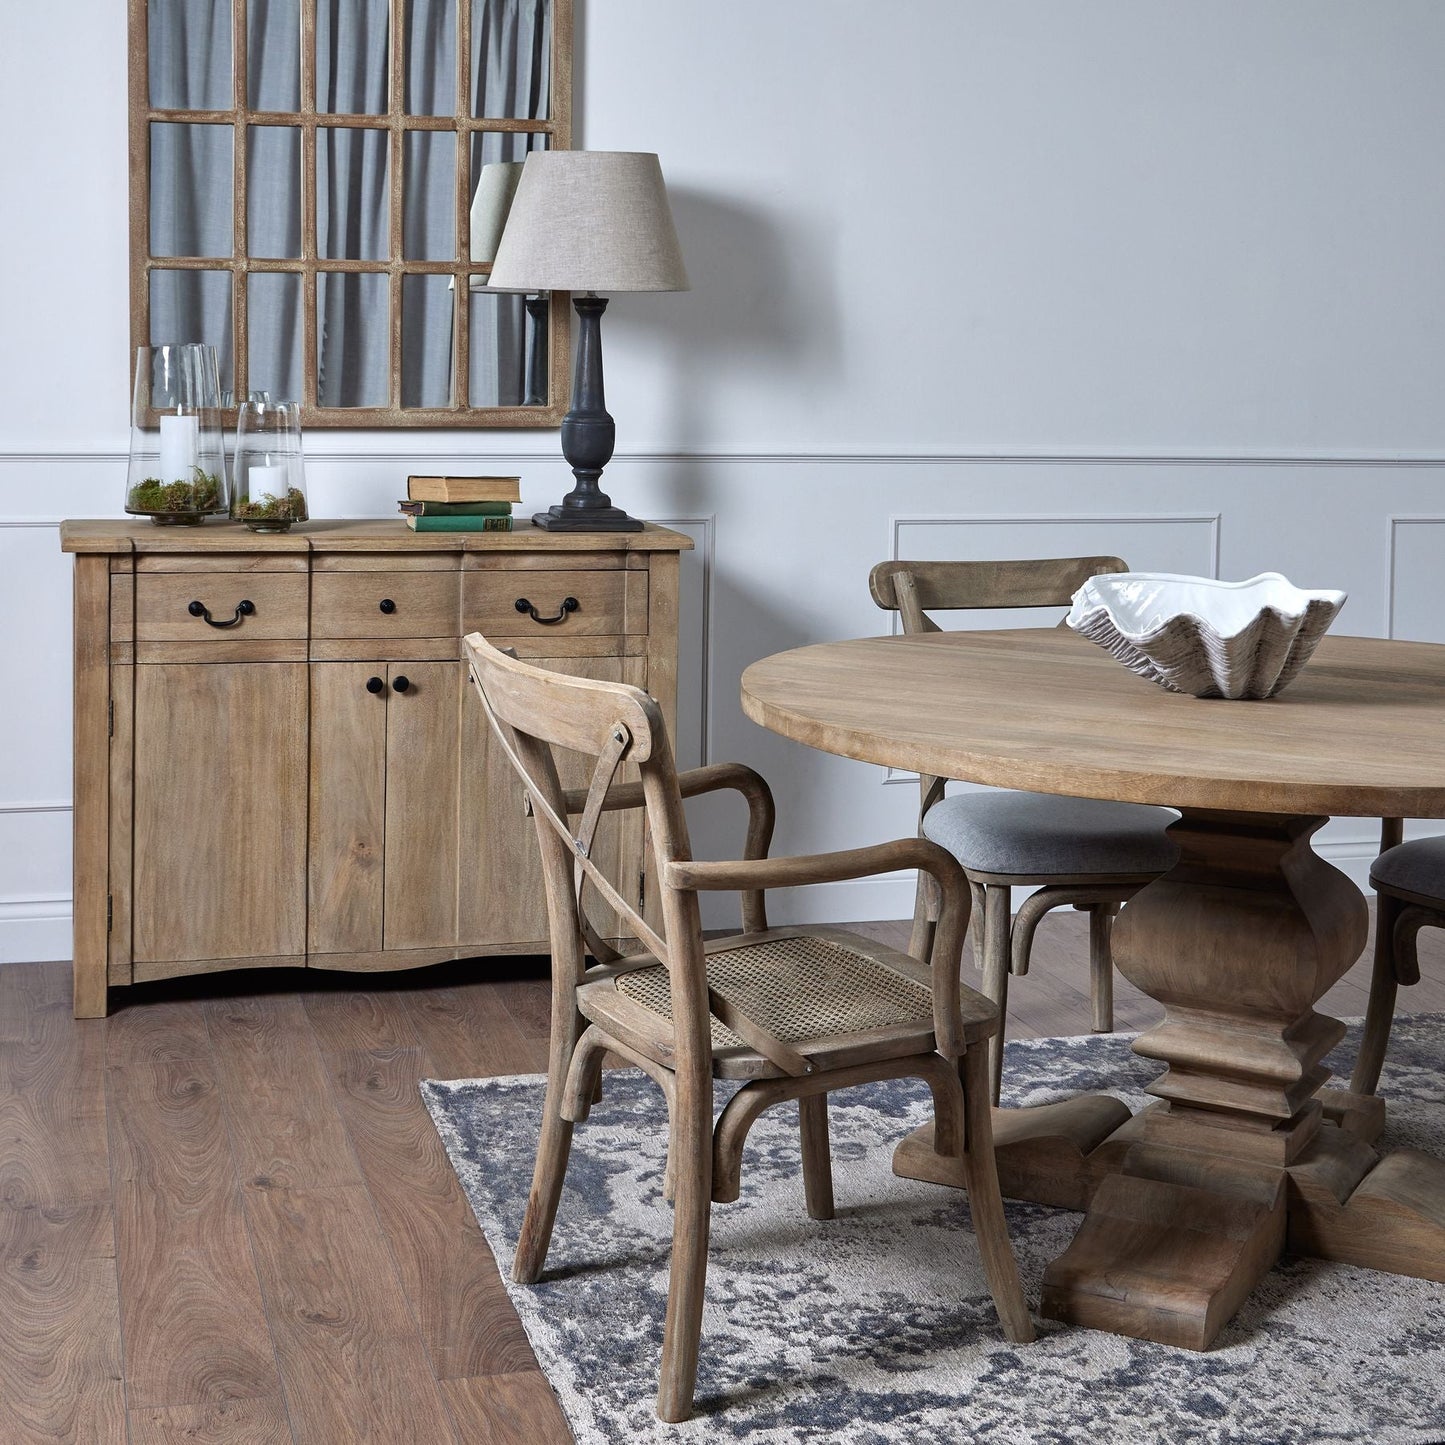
[560,762,774,837]
[665,837,974,1058]
[559,763,776,931]
[664,836,958,894]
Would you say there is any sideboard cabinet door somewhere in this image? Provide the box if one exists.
[380,660,462,951]
[132,662,308,969]
[309,660,463,958]
[308,662,387,955]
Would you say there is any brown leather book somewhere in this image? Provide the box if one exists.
[406,475,521,503]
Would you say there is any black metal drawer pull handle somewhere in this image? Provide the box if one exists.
[379,598,396,614]
[515,596,579,625]
[188,598,255,629]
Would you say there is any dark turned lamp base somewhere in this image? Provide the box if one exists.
[532,504,642,532]
[532,294,644,533]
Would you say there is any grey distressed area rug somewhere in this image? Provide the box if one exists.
[422,1018,1445,1444]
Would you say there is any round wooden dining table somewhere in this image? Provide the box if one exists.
[741,628,1445,1349]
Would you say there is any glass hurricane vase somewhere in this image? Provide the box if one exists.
[126,344,230,524]
[231,400,308,532]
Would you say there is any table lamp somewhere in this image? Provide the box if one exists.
[488,151,690,531]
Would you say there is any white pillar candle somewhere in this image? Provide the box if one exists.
[158,413,199,481]
[248,463,288,502]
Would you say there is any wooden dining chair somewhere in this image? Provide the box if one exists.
[869,557,1180,1103]
[463,631,1034,1424]
[1351,818,1444,1097]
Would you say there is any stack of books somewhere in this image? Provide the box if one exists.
[400,475,521,531]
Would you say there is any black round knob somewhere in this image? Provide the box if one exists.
[392,675,410,693]
[365,676,385,694]
[379,598,397,614]
[188,600,205,617]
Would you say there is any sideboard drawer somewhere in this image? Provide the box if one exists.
[135,571,308,642]
[311,570,460,638]
[464,567,649,637]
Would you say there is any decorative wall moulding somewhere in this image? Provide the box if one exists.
[1386,515,1445,640]
[11,446,1445,468]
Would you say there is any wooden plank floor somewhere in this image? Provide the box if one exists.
[3,909,1445,1443]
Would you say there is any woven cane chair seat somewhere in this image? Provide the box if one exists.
[580,926,997,1081]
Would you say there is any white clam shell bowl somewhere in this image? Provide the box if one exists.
[1065,572,1347,700]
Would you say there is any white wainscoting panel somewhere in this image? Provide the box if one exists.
[1388,517,1445,643]
[0,523,74,961]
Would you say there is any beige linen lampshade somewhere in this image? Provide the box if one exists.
[487,151,690,294]
[471,161,525,267]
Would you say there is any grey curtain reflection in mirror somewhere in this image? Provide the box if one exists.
[316,0,390,114]
[405,0,455,115]
[148,0,232,109]
[152,271,235,398]
[248,0,300,109]
[248,128,302,258]
[142,0,560,416]
[249,273,303,401]
[474,0,551,118]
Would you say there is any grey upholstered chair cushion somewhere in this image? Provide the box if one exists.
[1372,837,1445,901]
[922,790,1179,878]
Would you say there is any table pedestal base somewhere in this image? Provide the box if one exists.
[896,1102,1445,1346]
[1041,1157,1287,1349]
[1289,1128,1445,1284]
[895,807,1445,1349]
[892,1096,1137,1211]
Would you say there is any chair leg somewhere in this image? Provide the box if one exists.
[967,879,989,967]
[978,884,1012,1107]
[798,1094,835,1221]
[513,1048,579,1286]
[1351,891,1403,1096]
[909,869,939,962]
[1088,903,1117,1034]
[656,1063,713,1423]
[960,1044,1035,1344]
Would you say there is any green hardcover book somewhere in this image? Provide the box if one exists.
[398,499,514,517]
[405,514,515,532]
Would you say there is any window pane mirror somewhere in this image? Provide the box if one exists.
[130,0,571,427]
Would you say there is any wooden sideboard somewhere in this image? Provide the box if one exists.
[60,518,693,1017]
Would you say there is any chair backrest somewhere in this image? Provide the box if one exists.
[463,631,712,1054]
[870,556,1128,634]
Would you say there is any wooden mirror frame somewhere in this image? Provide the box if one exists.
[128,0,572,428]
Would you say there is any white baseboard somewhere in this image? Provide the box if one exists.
[0,898,73,964]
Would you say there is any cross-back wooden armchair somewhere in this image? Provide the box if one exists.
[869,556,1181,1103]
[463,630,1033,1423]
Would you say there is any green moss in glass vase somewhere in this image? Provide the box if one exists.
[234,488,310,532]
[126,469,225,524]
